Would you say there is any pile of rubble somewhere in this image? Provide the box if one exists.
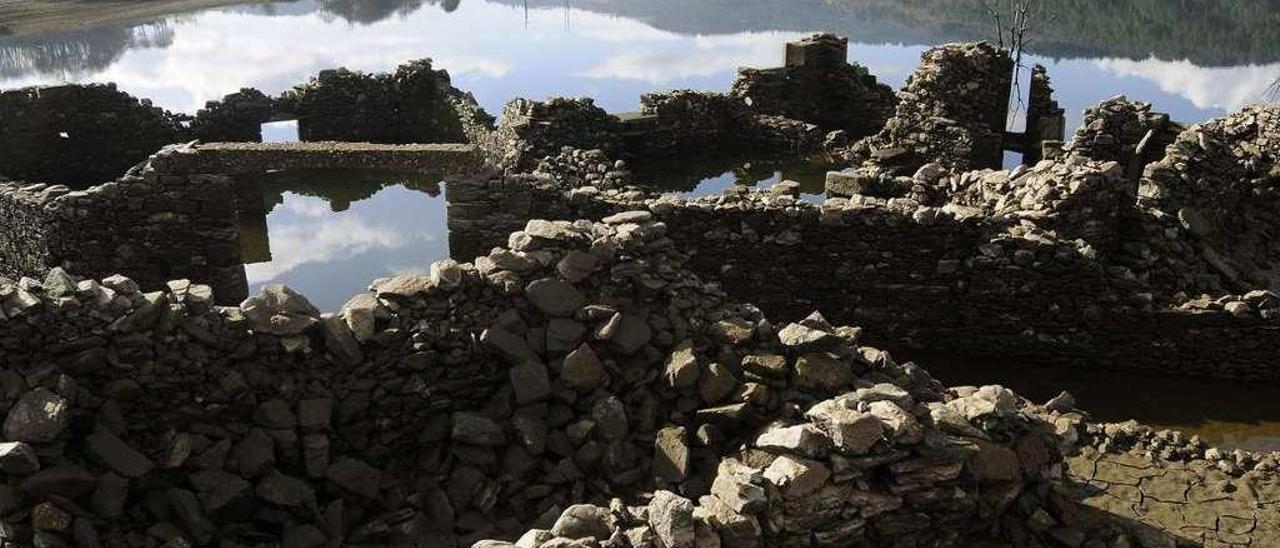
[1135,104,1280,296]
[837,42,1013,175]
[1,210,1078,547]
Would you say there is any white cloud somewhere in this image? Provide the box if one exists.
[577,31,806,84]
[1095,57,1280,112]
[244,193,414,284]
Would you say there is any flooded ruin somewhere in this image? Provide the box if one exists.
[2,1,1280,547]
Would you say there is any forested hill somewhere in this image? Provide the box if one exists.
[505,0,1280,66]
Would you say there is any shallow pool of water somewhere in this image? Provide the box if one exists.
[237,169,449,310]
[633,155,834,201]
[911,353,1280,452]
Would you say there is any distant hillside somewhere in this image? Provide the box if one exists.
[505,0,1280,66]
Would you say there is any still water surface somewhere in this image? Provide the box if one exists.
[5,0,1280,450]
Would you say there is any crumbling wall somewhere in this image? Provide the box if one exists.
[490,97,623,170]
[730,33,898,139]
[842,42,1014,175]
[188,88,277,143]
[1063,96,1182,182]
[1134,104,1280,295]
[0,214,1065,548]
[0,183,56,280]
[1022,65,1066,164]
[0,84,186,187]
[0,59,493,187]
[446,145,1280,380]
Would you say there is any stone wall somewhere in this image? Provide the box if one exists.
[0,147,249,304]
[0,214,1069,547]
[276,59,475,144]
[480,34,888,172]
[1135,104,1280,295]
[188,88,277,143]
[839,42,1014,175]
[446,129,1280,380]
[0,59,493,186]
[1021,65,1066,165]
[730,33,898,139]
[1064,96,1182,185]
[0,184,56,281]
[0,84,187,187]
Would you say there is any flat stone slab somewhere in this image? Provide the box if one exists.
[162,142,485,176]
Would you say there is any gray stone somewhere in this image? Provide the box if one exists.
[525,219,583,241]
[551,504,614,540]
[847,383,913,409]
[326,457,382,499]
[20,465,97,499]
[867,401,924,445]
[320,315,363,366]
[741,353,788,378]
[372,274,433,298]
[609,313,653,354]
[712,318,755,344]
[0,442,40,475]
[602,211,653,225]
[665,341,701,390]
[698,362,738,405]
[240,285,320,335]
[561,344,605,392]
[777,322,842,352]
[42,268,77,299]
[546,319,587,354]
[452,412,506,446]
[794,353,853,393]
[516,530,555,548]
[254,399,297,429]
[282,524,328,548]
[526,277,587,318]
[557,251,601,282]
[4,388,70,443]
[754,424,830,457]
[592,397,629,440]
[649,490,696,548]
[805,400,884,455]
[709,459,766,514]
[232,429,276,478]
[511,361,553,405]
[340,292,382,342]
[429,259,464,289]
[763,455,831,499]
[483,327,542,365]
[86,429,154,478]
[654,426,690,482]
[256,470,316,507]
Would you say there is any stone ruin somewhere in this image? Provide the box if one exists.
[0,58,487,188]
[5,211,1276,547]
[1,31,1280,548]
[484,35,896,172]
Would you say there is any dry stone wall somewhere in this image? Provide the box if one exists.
[482,34,890,172]
[446,104,1280,381]
[276,59,475,145]
[0,84,187,187]
[0,147,249,305]
[1021,65,1066,165]
[0,214,1074,548]
[730,34,897,140]
[837,42,1014,176]
[1135,105,1280,296]
[0,59,493,187]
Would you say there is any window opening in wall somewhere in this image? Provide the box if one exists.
[261,120,299,143]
